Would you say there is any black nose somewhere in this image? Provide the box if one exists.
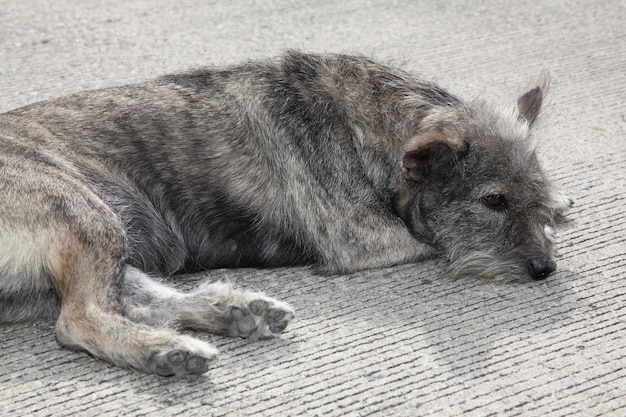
[527,256,556,280]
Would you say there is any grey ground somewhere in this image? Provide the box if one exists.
[0,0,624,416]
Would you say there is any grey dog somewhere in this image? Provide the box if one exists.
[0,51,571,376]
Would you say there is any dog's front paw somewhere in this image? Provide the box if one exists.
[226,295,294,340]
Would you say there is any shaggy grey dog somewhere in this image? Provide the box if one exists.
[0,51,571,376]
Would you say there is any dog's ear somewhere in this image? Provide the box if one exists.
[517,73,549,126]
[401,130,467,182]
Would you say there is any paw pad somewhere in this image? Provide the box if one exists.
[150,346,216,377]
[227,297,294,339]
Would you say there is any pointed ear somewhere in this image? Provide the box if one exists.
[517,73,549,126]
[401,130,467,182]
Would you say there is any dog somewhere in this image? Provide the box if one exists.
[0,51,572,376]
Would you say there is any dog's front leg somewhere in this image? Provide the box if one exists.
[119,266,294,340]
[308,206,435,274]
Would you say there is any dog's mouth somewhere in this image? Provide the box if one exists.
[443,252,557,282]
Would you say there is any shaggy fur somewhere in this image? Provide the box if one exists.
[0,51,571,375]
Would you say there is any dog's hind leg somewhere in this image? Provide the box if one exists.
[52,233,218,376]
[0,165,217,376]
[119,266,294,340]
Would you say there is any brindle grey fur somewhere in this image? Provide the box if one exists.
[0,51,571,376]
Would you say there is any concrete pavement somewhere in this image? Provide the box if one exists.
[1,1,625,415]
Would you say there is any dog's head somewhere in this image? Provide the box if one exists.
[397,79,572,281]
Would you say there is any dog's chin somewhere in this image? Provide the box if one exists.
[442,253,538,283]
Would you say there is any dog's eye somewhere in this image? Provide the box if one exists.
[483,194,508,211]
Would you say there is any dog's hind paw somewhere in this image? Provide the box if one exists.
[148,336,218,377]
[226,295,294,340]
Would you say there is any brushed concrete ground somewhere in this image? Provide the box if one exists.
[1,0,625,416]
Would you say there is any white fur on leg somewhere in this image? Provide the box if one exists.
[119,266,295,339]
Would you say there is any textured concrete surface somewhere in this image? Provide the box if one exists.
[1,0,625,416]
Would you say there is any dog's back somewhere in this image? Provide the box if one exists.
[1,52,444,277]
[1,64,315,276]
